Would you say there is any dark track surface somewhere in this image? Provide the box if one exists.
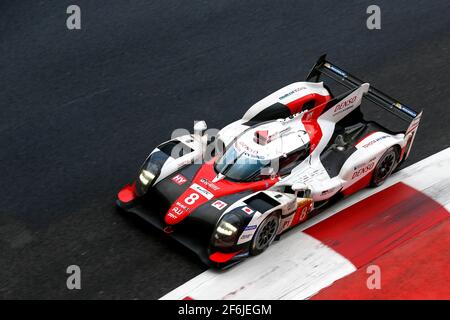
[1,0,449,299]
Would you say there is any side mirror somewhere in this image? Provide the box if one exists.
[292,182,312,198]
[292,182,307,192]
[261,166,276,179]
[194,121,208,162]
[194,121,207,136]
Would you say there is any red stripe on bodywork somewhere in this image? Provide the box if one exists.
[304,182,449,267]
[301,119,322,153]
[301,101,329,153]
[312,218,450,299]
[286,93,330,114]
[164,159,279,225]
[342,171,373,197]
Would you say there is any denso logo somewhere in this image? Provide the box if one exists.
[352,161,375,179]
[334,95,357,113]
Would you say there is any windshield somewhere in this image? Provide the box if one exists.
[215,147,272,181]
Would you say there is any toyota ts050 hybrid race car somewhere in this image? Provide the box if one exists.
[117,55,422,268]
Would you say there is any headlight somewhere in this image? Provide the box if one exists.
[212,214,242,248]
[139,169,155,186]
[216,221,238,236]
[135,163,159,196]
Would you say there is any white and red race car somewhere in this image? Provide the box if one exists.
[117,55,422,268]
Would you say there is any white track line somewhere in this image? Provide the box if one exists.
[161,148,450,300]
[165,232,356,300]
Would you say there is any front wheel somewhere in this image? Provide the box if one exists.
[371,147,398,187]
[250,212,279,256]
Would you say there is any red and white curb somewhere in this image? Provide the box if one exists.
[160,148,450,300]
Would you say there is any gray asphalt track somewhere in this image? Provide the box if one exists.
[0,0,449,299]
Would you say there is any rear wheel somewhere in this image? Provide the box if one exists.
[250,212,279,256]
[371,147,398,187]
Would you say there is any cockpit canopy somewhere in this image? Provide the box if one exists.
[214,143,310,182]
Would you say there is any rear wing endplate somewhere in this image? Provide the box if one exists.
[307,54,421,123]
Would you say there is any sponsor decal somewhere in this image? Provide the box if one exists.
[211,200,227,210]
[176,201,189,210]
[394,102,417,118]
[189,183,214,200]
[200,178,220,191]
[244,225,257,231]
[171,174,187,185]
[334,95,357,114]
[237,141,261,157]
[240,234,252,240]
[352,160,376,179]
[279,87,307,100]
[242,206,254,215]
[167,212,177,219]
[361,135,389,148]
[169,205,185,217]
[325,63,347,77]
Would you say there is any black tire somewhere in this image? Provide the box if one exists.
[370,147,398,187]
[250,212,279,256]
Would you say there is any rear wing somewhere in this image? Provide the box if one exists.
[306,54,420,123]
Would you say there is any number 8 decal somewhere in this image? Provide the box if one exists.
[185,192,200,205]
[299,207,308,221]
